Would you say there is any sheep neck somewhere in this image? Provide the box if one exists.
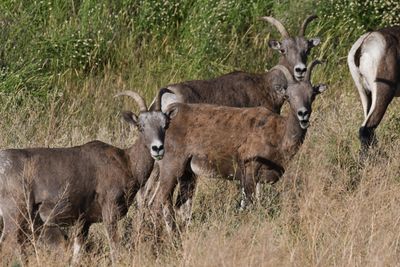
[125,135,155,187]
[280,109,307,162]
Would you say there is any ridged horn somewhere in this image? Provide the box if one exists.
[155,88,180,111]
[270,65,295,84]
[155,88,167,111]
[299,15,318,36]
[114,90,147,112]
[305,59,322,81]
[259,16,290,38]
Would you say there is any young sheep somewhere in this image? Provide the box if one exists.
[151,60,327,231]
[0,91,168,264]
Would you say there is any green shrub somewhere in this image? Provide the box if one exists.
[1,0,399,99]
[318,0,400,35]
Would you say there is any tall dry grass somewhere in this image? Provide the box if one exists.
[2,0,400,266]
[2,56,400,267]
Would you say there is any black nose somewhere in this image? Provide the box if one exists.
[297,109,309,117]
[152,145,164,152]
[295,67,307,74]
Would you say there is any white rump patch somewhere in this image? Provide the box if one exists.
[359,32,386,93]
[348,32,386,126]
[348,32,371,118]
[359,32,386,126]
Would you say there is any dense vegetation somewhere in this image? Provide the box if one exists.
[1,0,399,98]
[1,0,400,266]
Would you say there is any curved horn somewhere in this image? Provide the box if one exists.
[155,87,181,111]
[155,88,168,111]
[305,59,322,81]
[299,15,318,36]
[155,91,161,111]
[259,16,290,38]
[270,65,295,84]
[114,91,147,112]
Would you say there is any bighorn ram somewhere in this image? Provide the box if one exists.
[142,15,321,207]
[151,60,327,231]
[0,91,168,263]
[348,26,400,159]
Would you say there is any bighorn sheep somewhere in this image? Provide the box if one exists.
[0,91,168,263]
[151,61,327,231]
[156,15,320,113]
[348,26,400,159]
[142,15,321,207]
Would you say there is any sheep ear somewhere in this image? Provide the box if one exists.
[273,84,288,99]
[165,106,179,119]
[313,84,328,94]
[268,40,282,51]
[122,111,139,126]
[308,37,321,48]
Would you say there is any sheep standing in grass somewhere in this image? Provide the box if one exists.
[154,15,321,113]
[0,91,168,264]
[151,61,327,231]
[141,15,321,210]
[348,26,400,160]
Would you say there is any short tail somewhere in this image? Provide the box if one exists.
[347,32,372,119]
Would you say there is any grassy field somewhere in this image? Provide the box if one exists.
[2,0,400,266]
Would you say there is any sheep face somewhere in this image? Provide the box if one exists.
[284,81,327,129]
[269,36,320,81]
[123,111,168,160]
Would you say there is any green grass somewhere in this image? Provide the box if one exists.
[2,0,400,266]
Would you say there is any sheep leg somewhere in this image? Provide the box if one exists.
[257,168,282,185]
[102,203,120,266]
[0,204,30,261]
[175,170,196,227]
[152,159,185,236]
[71,220,90,265]
[0,210,20,250]
[137,163,160,209]
[359,44,399,161]
[239,161,260,210]
[359,81,395,160]
[40,226,67,249]
[240,183,256,210]
[37,201,69,250]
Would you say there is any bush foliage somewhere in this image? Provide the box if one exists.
[0,0,398,98]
